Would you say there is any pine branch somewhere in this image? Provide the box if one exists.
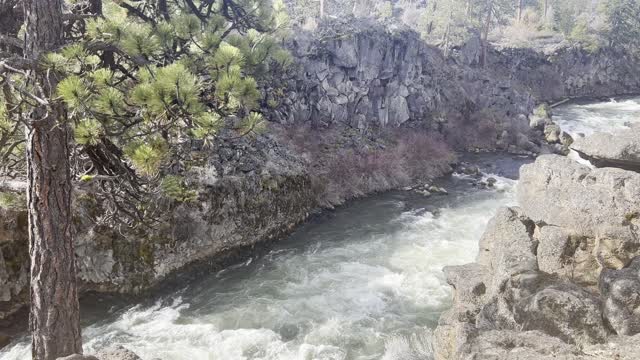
[183,0,208,23]
[117,2,156,25]
[62,13,99,21]
[0,34,23,49]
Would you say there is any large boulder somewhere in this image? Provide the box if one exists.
[518,155,640,236]
[477,207,538,293]
[459,330,581,360]
[434,263,490,360]
[600,257,640,336]
[513,280,608,345]
[478,271,609,345]
[535,225,599,288]
[572,126,640,171]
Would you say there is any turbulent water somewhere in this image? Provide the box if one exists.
[553,96,640,165]
[554,96,640,137]
[1,97,639,360]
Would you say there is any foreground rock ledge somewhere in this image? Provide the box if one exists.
[434,154,640,360]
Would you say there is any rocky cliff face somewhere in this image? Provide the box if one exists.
[469,43,640,103]
[434,141,640,359]
[271,19,640,150]
[268,19,540,152]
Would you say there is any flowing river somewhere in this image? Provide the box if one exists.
[2,97,640,360]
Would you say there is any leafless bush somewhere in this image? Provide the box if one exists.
[443,110,499,150]
[276,125,456,207]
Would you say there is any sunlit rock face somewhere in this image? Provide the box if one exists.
[270,19,640,153]
[276,19,472,128]
[270,18,539,149]
[572,125,640,171]
[434,153,640,359]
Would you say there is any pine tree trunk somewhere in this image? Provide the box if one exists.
[518,0,524,21]
[481,0,493,67]
[427,1,437,35]
[24,0,82,359]
[320,0,325,18]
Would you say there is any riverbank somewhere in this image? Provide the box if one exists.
[433,97,640,360]
[1,152,532,359]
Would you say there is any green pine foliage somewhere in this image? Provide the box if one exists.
[46,0,292,208]
[161,175,198,202]
[600,0,640,51]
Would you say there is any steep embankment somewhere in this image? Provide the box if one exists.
[434,126,640,359]
[1,19,640,343]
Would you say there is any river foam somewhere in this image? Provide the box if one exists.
[554,97,640,137]
[1,174,516,360]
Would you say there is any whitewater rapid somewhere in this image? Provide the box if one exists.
[1,174,517,360]
[1,97,639,360]
[554,96,640,137]
[553,96,640,165]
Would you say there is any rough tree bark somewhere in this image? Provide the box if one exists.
[24,0,83,359]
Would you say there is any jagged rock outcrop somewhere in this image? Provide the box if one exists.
[600,257,640,336]
[434,154,640,359]
[572,125,640,171]
[271,19,537,151]
[479,45,640,102]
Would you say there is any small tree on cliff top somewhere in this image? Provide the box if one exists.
[600,0,640,51]
[0,0,290,358]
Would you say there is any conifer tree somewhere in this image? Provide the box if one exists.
[600,0,640,51]
[1,1,291,358]
[3,0,291,226]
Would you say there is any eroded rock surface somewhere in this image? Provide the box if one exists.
[435,153,640,359]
